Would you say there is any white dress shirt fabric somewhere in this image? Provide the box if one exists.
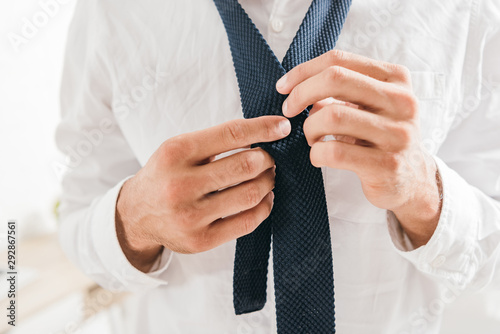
[56,0,500,333]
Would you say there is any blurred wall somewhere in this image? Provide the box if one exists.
[0,0,76,241]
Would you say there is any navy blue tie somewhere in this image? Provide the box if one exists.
[212,0,351,332]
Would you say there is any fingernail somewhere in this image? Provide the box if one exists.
[278,119,291,136]
[282,100,288,115]
[276,75,287,90]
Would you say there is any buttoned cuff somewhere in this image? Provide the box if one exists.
[91,176,173,292]
[387,156,480,287]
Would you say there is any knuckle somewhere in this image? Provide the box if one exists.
[206,168,225,191]
[164,172,201,204]
[397,65,411,82]
[387,63,411,82]
[326,66,345,82]
[393,89,419,118]
[259,147,275,165]
[238,152,259,175]
[222,120,246,145]
[161,136,190,165]
[326,49,345,64]
[264,197,273,215]
[325,107,343,127]
[294,63,307,79]
[395,124,413,146]
[241,212,259,235]
[244,183,262,207]
[267,171,276,189]
[261,195,274,217]
[384,153,401,172]
[404,96,419,118]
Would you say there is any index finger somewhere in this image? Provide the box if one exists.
[276,50,408,95]
[188,116,291,162]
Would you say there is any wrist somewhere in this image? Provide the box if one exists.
[116,178,163,272]
[392,159,443,248]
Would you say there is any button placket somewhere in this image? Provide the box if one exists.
[267,0,280,49]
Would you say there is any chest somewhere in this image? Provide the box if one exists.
[107,1,472,225]
[109,0,472,164]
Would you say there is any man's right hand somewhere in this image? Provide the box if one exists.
[115,116,291,272]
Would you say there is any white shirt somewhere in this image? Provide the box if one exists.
[56,0,500,333]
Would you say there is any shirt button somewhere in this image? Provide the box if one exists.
[432,255,446,268]
[271,18,284,33]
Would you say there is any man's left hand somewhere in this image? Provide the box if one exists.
[276,50,442,248]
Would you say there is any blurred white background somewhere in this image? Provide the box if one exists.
[0,1,119,333]
[0,0,73,240]
[0,1,498,334]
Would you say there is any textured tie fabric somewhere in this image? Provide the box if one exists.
[212,0,351,332]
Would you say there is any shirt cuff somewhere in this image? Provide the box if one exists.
[90,176,173,292]
[387,156,480,287]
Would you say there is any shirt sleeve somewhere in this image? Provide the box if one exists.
[387,0,500,291]
[56,0,172,293]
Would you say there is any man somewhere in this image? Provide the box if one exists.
[56,0,500,333]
